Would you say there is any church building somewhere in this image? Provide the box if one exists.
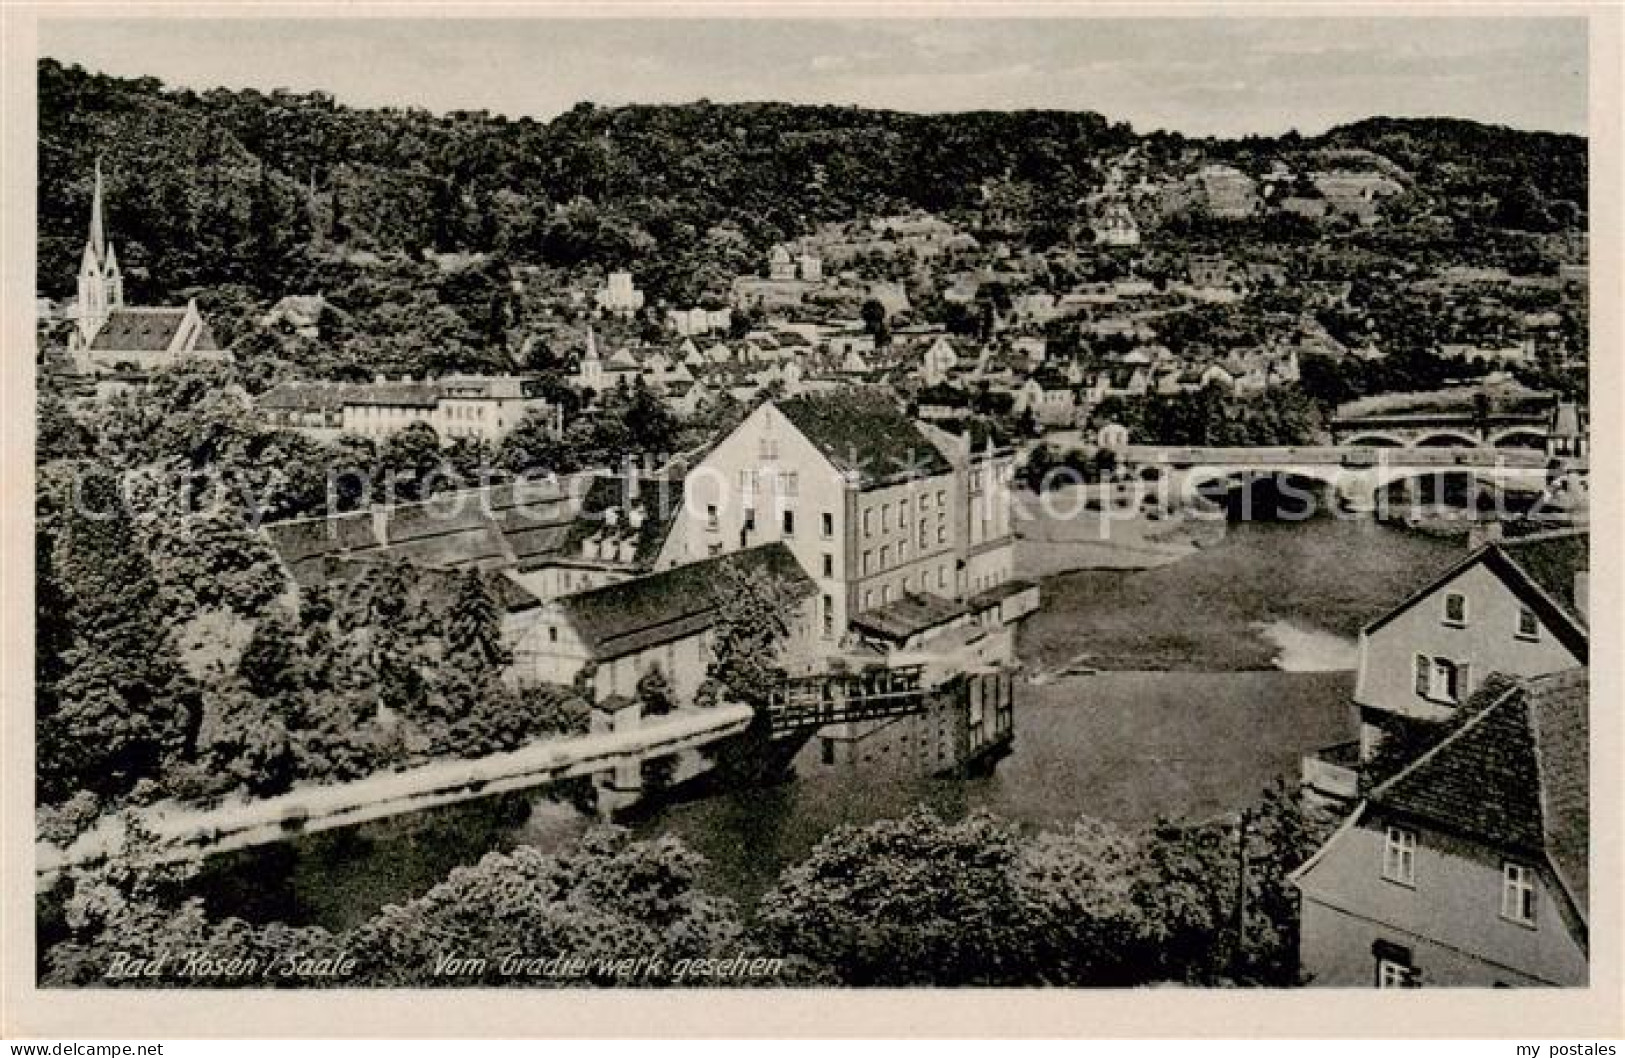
[67,159,228,374]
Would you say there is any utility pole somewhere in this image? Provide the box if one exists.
[1232,807,1250,981]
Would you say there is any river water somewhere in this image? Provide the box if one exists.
[195,516,1463,930]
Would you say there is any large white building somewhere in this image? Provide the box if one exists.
[256,374,562,445]
[595,270,645,315]
[664,389,1027,650]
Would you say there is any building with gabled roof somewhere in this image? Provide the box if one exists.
[1351,529,1587,758]
[669,389,1024,648]
[259,477,584,589]
[65,159,229,375]
[505,542,817,704]
[1293,668,1588,987]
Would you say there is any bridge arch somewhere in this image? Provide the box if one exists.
[1489,427,1547,450]
[1413,430,1483,449]
[1341,432,1408,448]
[1365,464,1553,517]
[1185,466,1343,520]
[1185,466,1345,493]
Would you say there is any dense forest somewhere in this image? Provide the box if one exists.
[39,58,1587,324]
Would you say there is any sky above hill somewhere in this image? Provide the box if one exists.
[39,15,1588,138]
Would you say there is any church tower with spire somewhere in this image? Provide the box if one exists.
[75,157,123,345]
[579,324,605,391]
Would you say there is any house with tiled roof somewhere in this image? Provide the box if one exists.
[1012,372,1083,427]
[1293,668,1588,987]
[65,160,229,376]
[504,470,685,602]
[260,478,583,589]
[1349,529,1587,760]
[505,542,816,704]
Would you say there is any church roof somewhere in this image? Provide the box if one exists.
[87,307,218,353]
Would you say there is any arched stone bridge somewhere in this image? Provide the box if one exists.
[1328,411,1550,450]
[1114,445,1558,513]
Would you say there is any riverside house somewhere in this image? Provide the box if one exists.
[1292,668,1588,987]
[1349,529,1587,760]
[666,390,1026,649]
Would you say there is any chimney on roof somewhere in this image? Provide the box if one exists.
[1573,570,1588,621]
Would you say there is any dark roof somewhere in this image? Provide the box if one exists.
[776,389,952,490]
[850,592,968,643]
[343,382,441,407]
[559,543,813,661]
[262,480,581,584]
[594,694,641,715]
[559,473,682,570]
[258,379,441,409]
[88,307,216,352]
[492,572,543,614]
[1363,530,1588,660]
[261,513,382,586]
[1527,669,1590,917]
[1498,531,1589,624]
[966,578,1038,612]
[1371,668,1588,921]
[258,381,354,412]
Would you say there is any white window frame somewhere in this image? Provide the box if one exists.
[1501,862,1537,925]
[1382,825,1417,887]
[1414,653,1464,705]
[1515,606,1540,642]
[1442,592,1468,628]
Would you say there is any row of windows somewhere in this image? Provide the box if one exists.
[1441,592,1542,641]
[738,468,798,497]
[705,504,835,540]
[861,566,951,611]
[862,492,949,537]
[1382,826,1536,926]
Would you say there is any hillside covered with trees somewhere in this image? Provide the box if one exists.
[39,58,1587,341]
